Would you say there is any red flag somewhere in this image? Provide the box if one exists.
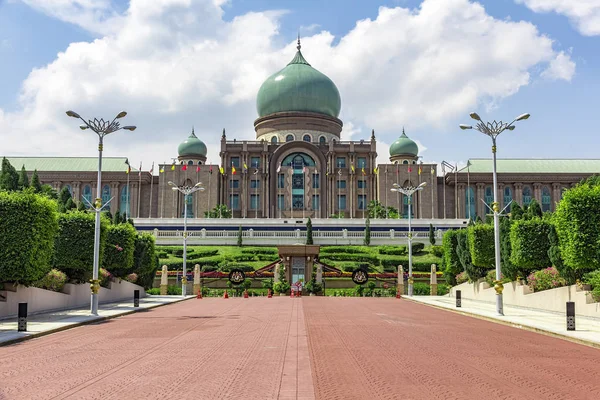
[182,164,187,171]
[209,165,213,174]
[408,167,412,173]
[196,165,201,172]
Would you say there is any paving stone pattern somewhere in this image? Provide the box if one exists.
[0,297,599,399]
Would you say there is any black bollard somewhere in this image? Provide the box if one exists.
[18,303,27,332]
[566,301,575,331]
[456,290,462,308]
[134,290,140,307]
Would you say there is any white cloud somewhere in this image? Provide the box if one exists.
[541,50,576,81]
[0,0,574,172]
[516,0,600,36]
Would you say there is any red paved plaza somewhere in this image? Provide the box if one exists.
[1,297,599,399]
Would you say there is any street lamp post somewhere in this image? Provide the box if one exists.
[460,112,530,316]
[168,181,205,296]
[391,182,427,296]
[66,110,136,315]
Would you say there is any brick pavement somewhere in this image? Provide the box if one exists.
[303,297,600,400]
[1,297,599,400]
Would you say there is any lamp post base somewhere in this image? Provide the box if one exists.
[496,293,504,316]
[90,293,99,315]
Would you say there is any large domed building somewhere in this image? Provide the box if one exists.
[7,40,593,223]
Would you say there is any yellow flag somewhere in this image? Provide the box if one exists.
[159,167,164,173]
[219,166,225,175]
[171,164,175,171]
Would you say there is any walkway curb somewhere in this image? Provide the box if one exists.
[403,297,600,350]
[0,296,193,347]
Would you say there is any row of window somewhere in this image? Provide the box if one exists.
[228,194,375,211]
[465,185,557,217]
[270,134,328,144]
[62,184,131,216]
[227,156,369,169]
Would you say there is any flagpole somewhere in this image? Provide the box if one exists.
[290,167,293,219]
[230,162,233,219]
[431,167,435,219]
[396,164,400,220]
[385,166,388,219]
[350,164,353,220]
[337,162,341,217]
[302,166,305,220]
[126,167,130,220]
[418,163,422,219]
[467,161,471,220]
[137,162,142,218]
[149,162,154,218]
[160,163,165,218]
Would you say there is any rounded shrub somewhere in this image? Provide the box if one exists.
[0,191,58,285]
[34,268,68,292]
[103,223,137,278]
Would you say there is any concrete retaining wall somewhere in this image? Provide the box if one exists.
[0,280,146,319]
[449,280,600,318]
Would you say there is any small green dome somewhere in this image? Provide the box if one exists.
[389,129,419,157]
[178,129,207,158]
[256,41,341,118]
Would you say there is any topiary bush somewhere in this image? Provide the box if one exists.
[378,246,407,255]
[133,233,158,289]
[33,268,68,292]
[430,245,443,258]
[510,218,551,274]
[0,191,58,285]
[442,230,461,285]
[103,223,136,277]
[320,246,369,254]
[54,211,107,283]
[583,270,600,301]
[411,242,425,254]
[467,224,495,268]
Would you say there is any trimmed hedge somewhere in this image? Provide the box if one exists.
[321,252,379,264]
[442,230,461,285]
[0,191,58,285]
[220,264,254,272]
[241,247,277,255]
[378,246,407,255]
[320,246,368,254]
[430,245,444,258]
[467,224,495,268]
[411,242,425,254]
[103,223,137,277]
[133,233,158,289]
[382,259,438,272]
[54,211,108,283]
[510,218,551,272]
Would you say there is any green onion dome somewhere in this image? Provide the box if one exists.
[256,40,341,118]
[177,128,207,158]
[389,129,419,157]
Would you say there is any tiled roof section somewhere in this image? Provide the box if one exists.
[459,159,600,174]
[4,157,130,172]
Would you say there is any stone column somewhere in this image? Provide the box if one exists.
[476,183,485,219]
[514,183,523,206]
[457,184,465,218]
[316,264,323,284]
[497,183,504,210]
[110,182,120,215]
[533,183,542,204]
[430,264,438,296]
[397,265,404,297]
[160,265,168,295]
[72,181,81,204]
[552,183,561,210]
[193,264,201,295]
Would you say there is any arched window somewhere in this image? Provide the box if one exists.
[63,184,72,195]
[503,186,512,210]
[188,160,193,165]
[303,134,311,142]
[81,185,92,208]
[412,160,416,164]
[542,186,551,212]
[319,136,326,145]
[522,185,532,206]
[484,186,493,207]
[271,136,278,144]
[286,134,294,142]
[101,185,111,205]
[402,194,414,218]
[119,185,130,216]
[198,161,202,165]
[402,160,409,164]
[465,186,475,219]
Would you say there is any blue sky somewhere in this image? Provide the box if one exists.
[0,0,598,170]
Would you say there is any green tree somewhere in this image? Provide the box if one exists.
[429,223,436,246]
[65,197,76,211]
[554,182,600,276]
[547,224,573,283]
[113,210,122,224]
[456,229,486,281]
[237,225,243,247]
[367,200,399,219]
[40,184,58,199]
[364,218,371,246]
[0,191,58,284]
[500,217,519,280]
[57,187,73,213]
[133,233,158,289]
[30,170,43,193]
[204,204,232,218]
[77,200,86,211]
[467,224,495,269]
[510,203,524,220]
[18,165,29,190]
[442,229,461,285]
[306,217,313,245]
[0,157,19,191]
[527,199,543,218]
